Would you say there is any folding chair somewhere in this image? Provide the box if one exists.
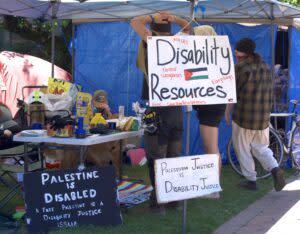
[0,144,43,210]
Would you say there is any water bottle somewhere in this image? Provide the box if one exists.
[118,106,124,122]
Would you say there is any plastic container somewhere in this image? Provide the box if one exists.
[118,105,124,121]
[45,151,62,169]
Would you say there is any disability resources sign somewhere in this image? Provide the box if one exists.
[155,155,221,203]
[23,166,121,233]
[147,35,236,107]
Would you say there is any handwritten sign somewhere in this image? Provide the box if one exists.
[155,155,221,203]
[23,166,122,233]
[147,35,236,107]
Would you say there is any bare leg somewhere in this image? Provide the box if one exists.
[199,124,222,175]
[200,124,222,199]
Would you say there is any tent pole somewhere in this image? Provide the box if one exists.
[51,18,55,78]
[72,23,75,82]
[270,3,278,130]
[51,2,56,78]
[271,3,275,84]
[182,1,195,234]
[286,26,292,131]
[287,25,292,101]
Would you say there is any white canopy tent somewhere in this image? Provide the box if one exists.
[1,0,299,121]
[1,0,300,77]
[0,0,300,25]
[1,0,300,125]
[1,3,300,231]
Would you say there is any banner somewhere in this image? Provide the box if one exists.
[155,154,221,203]
[147,35,236,107]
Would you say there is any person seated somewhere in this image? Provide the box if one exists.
[0,103,22,150]
[61,91,121,177]
[93,90,116,119]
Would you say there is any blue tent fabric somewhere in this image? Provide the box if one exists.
[75,22,143,116]
[288,28,300,109]
[75,22,275,162]
[212,23,277,66]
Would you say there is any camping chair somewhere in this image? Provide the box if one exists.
[0,143,43,210]
[15,85,48,129]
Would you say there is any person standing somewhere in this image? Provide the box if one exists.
[225,38,285,191]
[192,25,225,199]
[131,12,190,213]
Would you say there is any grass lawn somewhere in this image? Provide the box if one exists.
[0,164,293,234]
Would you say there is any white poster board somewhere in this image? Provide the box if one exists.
[155,154,221,203]
[147,35,236,107]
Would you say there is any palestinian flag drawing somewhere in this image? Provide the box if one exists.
[184,67,208,81]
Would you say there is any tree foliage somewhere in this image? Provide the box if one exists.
[0,16,72,73]
[279,0,300,7]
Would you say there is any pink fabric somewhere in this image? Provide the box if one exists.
[0,51,71,116]
[127,148,146,165]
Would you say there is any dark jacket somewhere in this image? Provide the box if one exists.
[233,55,273,130]
[0,105,22,149]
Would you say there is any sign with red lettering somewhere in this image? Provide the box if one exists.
[147,35,236,107]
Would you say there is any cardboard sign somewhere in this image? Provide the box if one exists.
[155,155,221,203]
[23,166,122,233]
[48,77,73,95]
[147,35,236,107]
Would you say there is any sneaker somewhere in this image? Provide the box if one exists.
[202,192,221,199]
[238,180,257,191]
[271,167,286,191]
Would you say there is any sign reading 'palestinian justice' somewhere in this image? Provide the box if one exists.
[155,154,221,203]
[147,35,236,107]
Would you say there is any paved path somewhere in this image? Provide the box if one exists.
[214,175,300,234]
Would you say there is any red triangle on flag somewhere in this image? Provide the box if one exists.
[184,70,193,80]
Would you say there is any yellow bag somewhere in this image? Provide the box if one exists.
[47,77,72,94]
